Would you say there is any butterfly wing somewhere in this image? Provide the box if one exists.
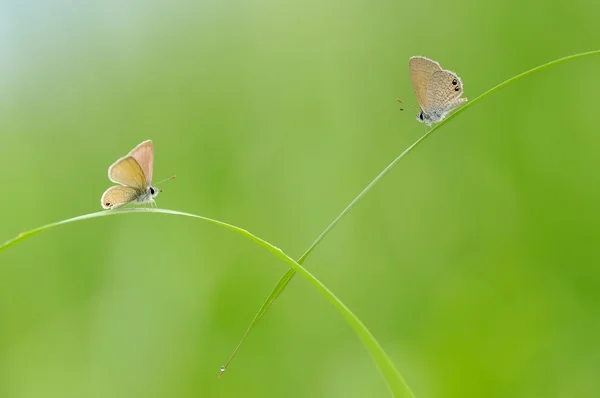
[426,70,467,113]
[101,186,141,209]
[129,140,154,186]
[409,56,442,111]
[108,156,147,190]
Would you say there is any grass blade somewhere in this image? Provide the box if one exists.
[1,208,414,397]
[222,48,600,376]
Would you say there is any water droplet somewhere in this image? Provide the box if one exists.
[220,366,226,372]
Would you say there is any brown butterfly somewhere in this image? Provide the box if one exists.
[101,140,173,209]
[409,56,467,125]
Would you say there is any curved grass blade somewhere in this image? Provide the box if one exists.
[0,208,414,397]
[221,49,600,375]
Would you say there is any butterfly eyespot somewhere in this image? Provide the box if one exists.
[105,202,111,206]
[452,79,458,85]
[454,87,460,91]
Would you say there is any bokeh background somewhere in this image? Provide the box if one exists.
[1,1,599,397]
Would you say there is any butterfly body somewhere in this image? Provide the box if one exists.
[417,108,451,125]
[409,56,467,126]
[130,185,160,206]
[135,186,160,205]
[101,140,161,209]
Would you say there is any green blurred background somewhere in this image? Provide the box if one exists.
[1,1,599,397]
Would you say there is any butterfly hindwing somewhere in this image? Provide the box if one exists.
[101,186,142,209]
[426,70,467,113]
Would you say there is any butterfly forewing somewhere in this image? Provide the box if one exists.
[409,56,442,111]
[101,186,142,209]
[108,156,147,190]
[129,140,154,186]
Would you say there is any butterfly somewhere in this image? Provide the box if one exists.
[409,56,467,126]
[101,140,173,209]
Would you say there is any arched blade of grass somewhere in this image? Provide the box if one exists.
[0,208,414,398]
[222,49,600,375]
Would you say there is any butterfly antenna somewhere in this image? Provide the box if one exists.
[155,175,176,186]
[396,98,419,112]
